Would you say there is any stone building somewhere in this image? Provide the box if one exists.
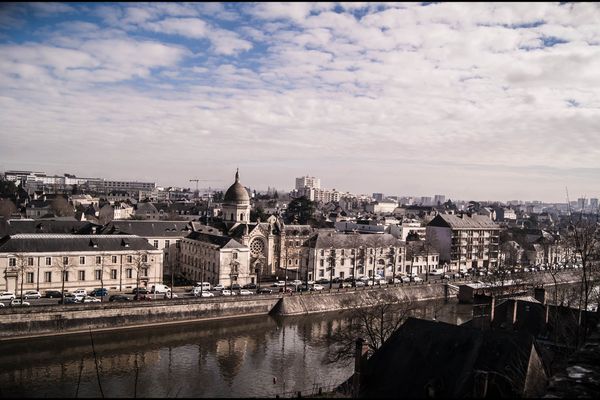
[0,234,163,294]
[308,232,405,282]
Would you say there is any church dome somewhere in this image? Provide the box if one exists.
[224,169,250,203]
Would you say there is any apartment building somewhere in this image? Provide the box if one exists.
[426,213,500,272]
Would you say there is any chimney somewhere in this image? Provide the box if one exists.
[509,299,519,328]
[352,337,368,398]
[534,287,546,304]
[473,294,495,330]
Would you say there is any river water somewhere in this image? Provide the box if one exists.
[0,299,472,398]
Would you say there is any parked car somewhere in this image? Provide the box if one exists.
[401,275,411,283]
[0,303,4,307]
[378,279,388,285]
[279,287,293,293]
[315,278,330,284]
[213,284,225,291]
[61,294,78,304]
[221,290,235,296]
[150,284,171,294]
[271,281,286,287]
[430,269,444,276]
[0,292,16,301]
[291,280,303,286]
[242,283,257,289]
[73,293,86,302]
[354,281,366,287]
[109,294,130,302]
[89,288,109,297]
[412,276,423,283]
[83,297,101,303]
[341,282,352,288]
[131,287,148,295]
[311,284,324,291]
[164,292,178,299]
[24,290,41,299]
[10,299,30,307]
[44,290,63,299]
[198,291,214,298]
[231,284,241,291]
[239,289,253,296]
[257,288,273,294]
[307,280,315,285]
[73,288,87,296]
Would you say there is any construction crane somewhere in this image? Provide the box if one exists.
[189,179,218,192]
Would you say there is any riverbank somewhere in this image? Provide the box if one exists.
[0,270,582,341]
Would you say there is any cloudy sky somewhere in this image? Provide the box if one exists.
[1,2,599,202]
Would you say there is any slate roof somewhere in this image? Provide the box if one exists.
[313,232,402,249]
[0,234,157,253]
[428,213,500,230]
[359,317,539,398]
[102,221,193,237]
[0,219,89,236]
[185,231,245,249]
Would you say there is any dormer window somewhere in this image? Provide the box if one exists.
[89,239,98,248]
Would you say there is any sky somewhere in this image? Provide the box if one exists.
[0,2,599,203]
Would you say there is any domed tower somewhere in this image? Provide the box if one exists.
[222,169,250,223]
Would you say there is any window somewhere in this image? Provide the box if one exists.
[112,256,117,263]
[142,255,148,262]
[233,252,238,259]
[44,271,52,282]
[96,256,101,264]
[319,269,324,277]
[127,255,132,263]
[79,256,85,265]
[340,271,345,279]
[176,240,181,249]
[79,270,85,281]
[63,257,69,265]
[153,240,159,248]
[320,250,324,256]
[126,269,132,278]
[9,258,16,267]
[111,269,117,279]
[26,272,34,283]
[46,257,52,266]
[142,267,148,277]
[165,240,170,248]
[28,257,34,266]
[95,270,102,280]
[341,258,345,266]
[320,259,324,267]
[63,271,69,281]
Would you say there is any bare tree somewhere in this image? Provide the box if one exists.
[51,196,74,217]
[9,253,31,300]
[326,292,415,365]
[564,211,600,345]
[53,256,74,300]
[0,198,17,218]
[131,250,149,298]
[346,233,365,285]
[367,235,387,286]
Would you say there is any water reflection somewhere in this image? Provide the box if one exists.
[0,299,472,398]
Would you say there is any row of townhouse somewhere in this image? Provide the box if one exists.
[0,234,163,294]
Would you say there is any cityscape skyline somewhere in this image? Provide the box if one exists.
[1,3,599,203]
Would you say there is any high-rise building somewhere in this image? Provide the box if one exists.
[434,195,446,205]
[590,198,599,210]
[295,176,320,190]
[373,193,384,202]
[577,198,587,210]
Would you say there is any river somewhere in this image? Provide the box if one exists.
[0,299,472,398]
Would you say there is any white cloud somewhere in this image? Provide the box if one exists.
[1,3,599,201]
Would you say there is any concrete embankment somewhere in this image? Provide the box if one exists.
[0,296,279,340]
[270,284,445,316]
